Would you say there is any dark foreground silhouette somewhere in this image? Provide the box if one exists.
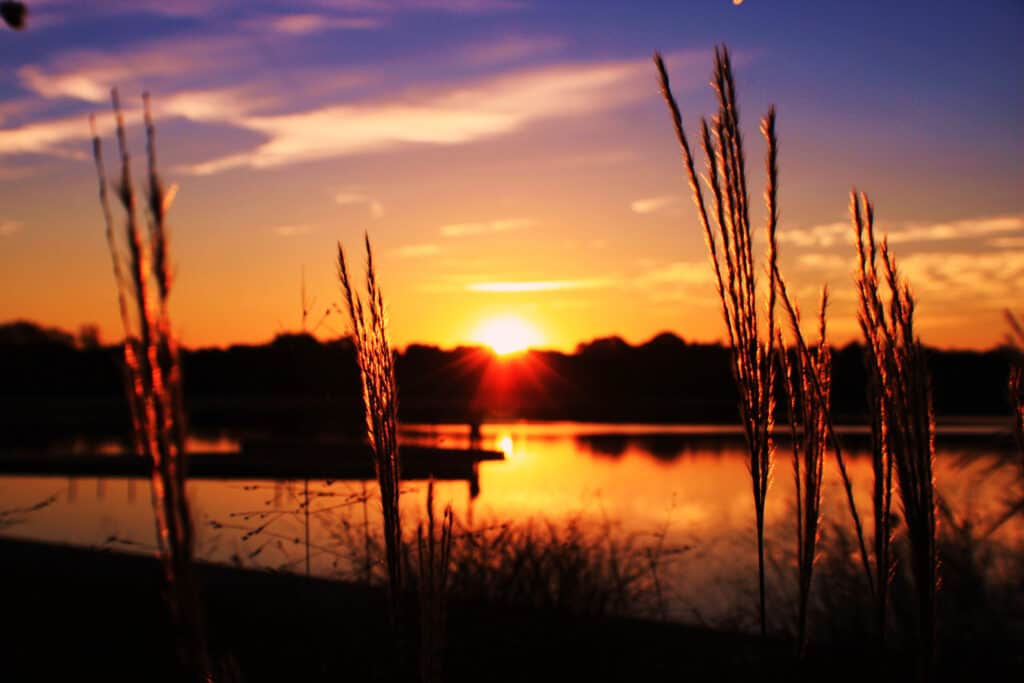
[1,321,1017,447]
[2,537,1019,682]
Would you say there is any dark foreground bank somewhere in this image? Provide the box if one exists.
[0,538,1019,682]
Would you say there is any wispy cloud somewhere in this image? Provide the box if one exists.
[398,0,526,13]
[17,36,249,105]
[31,0,236,21]
[0,220,22,236]
[636,261,713,286]
[183,51,706,174]
[1,45,707,173]
[396,243,441,258]
[780,215,1024,249]
[797,253,849,270]
[273,224,313,237]
[466,279,612,293]
[459,34,567,66]
[885,215,1023,243]
[0,112,104,158]
[898,250,1024,302]
[633,261,717,304]
[335,191,383,218]
[440,217,533,237]
[778,221,850,248]
[244,13,386,35]
[630,195,678,215]
[989,236,1024,249]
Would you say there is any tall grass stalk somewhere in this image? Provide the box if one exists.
[1006,311,1024,461]
[91,90,211,681]
[852,191,938,680]
[655,45,778,636]
[337,235,403,625]
[778,289,830,657]
[862,249,895,649]
[416,480,453,683]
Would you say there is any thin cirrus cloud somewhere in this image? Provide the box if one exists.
[272,224,313,237]
[28,0,524,22]
[396,243,442,258]
[440,217,533,238]
[898,250,1024,306]
[630,195,678,215]
[779,215,1024,249]
[458,34,567,66]
[16,35,251,105]
[335,191,383,219]
[0,47,707,173]
[183,51,705,174]
[885,215,1023,244]
[0,89,258,158]
[243,13,386,35]
[636,261,713,286]
[989,236,1024,249]
[798,253,849,271]
[466,279,613,293]
[777,222,850,248]
[29,0,236,21]
[0,220,22,236]
[0,111,113,158]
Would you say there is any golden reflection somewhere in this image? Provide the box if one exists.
[496,433,515,458]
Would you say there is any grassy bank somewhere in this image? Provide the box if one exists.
[2,537,1020,681]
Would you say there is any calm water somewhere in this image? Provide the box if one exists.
[1,422,1020,625]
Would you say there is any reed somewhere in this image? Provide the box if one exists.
[337,235,404,625]
[777,289,830,657]
[416,480,454,683]
[1006,310,1024,461]
[91,90,211,681]
[861,237,896,649]
[775,266,875,646]
[852,191,938,680]
[655,45,778,636]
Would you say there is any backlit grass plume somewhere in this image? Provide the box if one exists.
[1006,310,1024,460]
[852,191,938,679]
[337,235,403,624]
[778,289,830,657]
[416,480,453,683]
[655,46,778,636]
[91,90,211,681]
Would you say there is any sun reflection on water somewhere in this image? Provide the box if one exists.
[496,433,514,458]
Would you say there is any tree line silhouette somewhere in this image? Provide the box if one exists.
[0,320,1015,446]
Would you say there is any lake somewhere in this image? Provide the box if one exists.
[1,421,1020,627]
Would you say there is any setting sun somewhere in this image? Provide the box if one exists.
[471,315,544,355]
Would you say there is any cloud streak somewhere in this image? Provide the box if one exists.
[780,215,1024,248]
[273,224,313,237]
[466,279,612,293]
[336,191,383,218]
[244,13,386,35]
[396,243,441,258]
[440,217,533,237]
[182,51,706,173]
[0,44,708,175]
[630,195,678,215]
[0,220,22,236]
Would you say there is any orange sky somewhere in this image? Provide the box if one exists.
[0,1,1021,351]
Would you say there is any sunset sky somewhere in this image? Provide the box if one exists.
[0,0,1021,351]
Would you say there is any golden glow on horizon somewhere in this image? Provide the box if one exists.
[471,315,544,355]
